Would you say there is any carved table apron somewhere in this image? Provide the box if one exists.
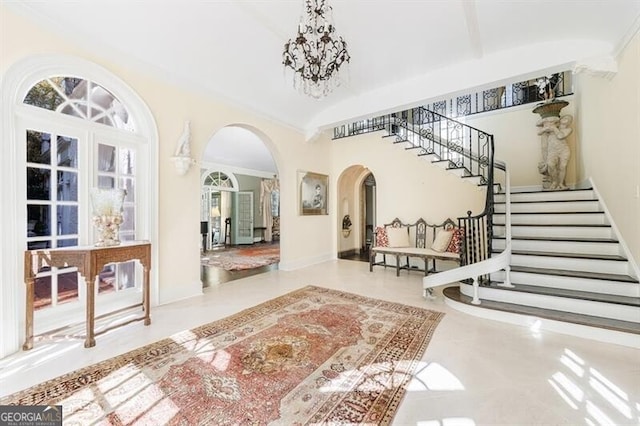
[23,241,151,349]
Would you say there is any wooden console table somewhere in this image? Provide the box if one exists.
[23,241,151,350]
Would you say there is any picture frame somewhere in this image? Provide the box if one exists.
[298,171,328,215]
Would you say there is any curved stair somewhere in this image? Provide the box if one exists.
[446,186,640,345]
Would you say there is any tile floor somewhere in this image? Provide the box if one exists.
[1,260,639,425]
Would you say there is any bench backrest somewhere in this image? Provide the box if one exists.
[374,217,457,249]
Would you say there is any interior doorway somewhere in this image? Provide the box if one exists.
[337,166,376,262]
[199,125,280,286]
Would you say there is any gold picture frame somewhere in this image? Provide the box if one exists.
[298,171,328,215]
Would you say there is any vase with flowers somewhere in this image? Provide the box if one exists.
[90,187,126,247]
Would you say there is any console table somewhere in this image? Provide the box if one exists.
[23,241,151,350]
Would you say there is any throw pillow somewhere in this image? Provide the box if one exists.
[387,227,410,248]
[446,227,465,253]
[431,229,453,252]
[375,226,389,247]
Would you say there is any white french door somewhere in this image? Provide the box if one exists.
[18,115,145,332]
[233,191,254,245]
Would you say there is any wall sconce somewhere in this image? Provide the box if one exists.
[171,120,196,175]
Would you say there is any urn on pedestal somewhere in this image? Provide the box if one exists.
[533,100,573,191]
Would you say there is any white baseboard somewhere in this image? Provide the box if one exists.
[279,253,333,271]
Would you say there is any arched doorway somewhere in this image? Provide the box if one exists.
[199,125,280,285]
[337,166,376,262]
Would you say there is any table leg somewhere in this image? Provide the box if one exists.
[84,275,96,348]
[143,266,151,326]
[23,278,35,350]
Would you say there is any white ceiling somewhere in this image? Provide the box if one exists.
[7,0,640,172]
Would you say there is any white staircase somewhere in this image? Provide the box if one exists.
[456,187,640,333]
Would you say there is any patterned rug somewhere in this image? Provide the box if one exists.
[202,242,280,271]
[1,286,444,425]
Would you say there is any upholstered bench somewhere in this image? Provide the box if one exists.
[369,217,462,277]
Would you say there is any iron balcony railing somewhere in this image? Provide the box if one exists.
[333,105,497,270]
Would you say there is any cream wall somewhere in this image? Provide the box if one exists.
[465,97,578,188]
[0,6,332,309]
[329,131,487,255]
[575,31,640,265]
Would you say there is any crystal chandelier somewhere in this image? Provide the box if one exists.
[283,0,350,99]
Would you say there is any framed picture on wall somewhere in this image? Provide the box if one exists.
[298,171,328,215]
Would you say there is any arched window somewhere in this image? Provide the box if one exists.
[1,56,157,358]
[24,77,135,131]
[203,171,234,189]
[22,76,144,311]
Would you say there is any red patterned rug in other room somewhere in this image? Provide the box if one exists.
[202,242,280,271]
[1,286,444,425]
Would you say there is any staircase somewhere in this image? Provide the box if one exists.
[334,105,639,344]
[451,186,640,339]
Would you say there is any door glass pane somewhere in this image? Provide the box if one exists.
[57,270,79,305]
[57,136,77,167]
[120,148,135,175]
[121,178,135,202]
[57,171,78,201]
[98,144,116,172]
[27,168,51,200]
[118,262,135,290]
[98,176,115,189]
[34,274,52,310]
[99,265,116,294]
[121,205,135,232]
[58,239,78,247]
[26,131,51,164]
[27,240,51,250]
[27,205,51,237]
[57,206,78,235]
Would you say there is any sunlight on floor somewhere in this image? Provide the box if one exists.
[417,417,476,426]
[318,360,464,394]
[407,361,465,391]
[549,348,639,426]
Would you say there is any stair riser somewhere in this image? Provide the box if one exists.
[510,254,629,275]
[495,190,596,203]
[493,225,614,239]
[494,201,601,213]
[494,213,609,226]
[460,284,640,323]
[447,168,469,177]
[420,153,441,162]
[491,271,640,297]
[462,176,483,185]
[493,239,621,256]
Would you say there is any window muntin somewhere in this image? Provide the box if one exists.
[24,77,135,131]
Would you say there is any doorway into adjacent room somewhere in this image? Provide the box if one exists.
[337,166,376,263]
[199,125,279,286]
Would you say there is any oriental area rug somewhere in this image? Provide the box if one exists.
[202,242,280,271]
[1,286,444,425]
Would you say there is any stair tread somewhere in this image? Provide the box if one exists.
[493,236,618,243]
[497,211,605,215]
[486,282,640,307]
[499,188,594,195]
[443,286,640,335]
[508,265,639,283]
[494,223,612,228]
[506,249,628,261]
[495,199,597,205]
